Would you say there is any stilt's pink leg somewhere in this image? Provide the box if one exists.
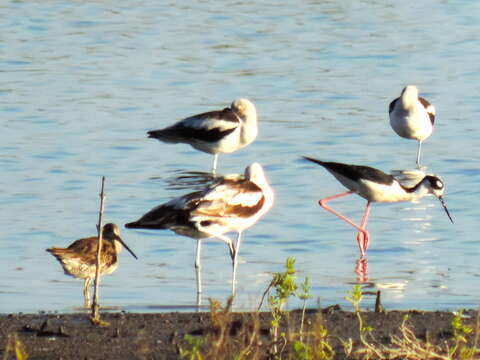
[357,202,372,254]
[318,191,370,257]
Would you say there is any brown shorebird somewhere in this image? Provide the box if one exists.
[47,223,137,307]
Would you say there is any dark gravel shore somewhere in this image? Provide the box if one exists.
[0,308,477,359]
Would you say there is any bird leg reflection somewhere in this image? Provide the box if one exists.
[194,231,238,299]
[355,257,369,283]
[194,239,202,297]
[231,232,243,296]
[195,269,202,308]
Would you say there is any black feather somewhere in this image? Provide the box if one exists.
[302,156,395,185]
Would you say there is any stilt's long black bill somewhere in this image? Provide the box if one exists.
[439,196,454,224]
[116,236,138,259]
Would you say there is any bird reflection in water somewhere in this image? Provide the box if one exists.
[151,170,217,192]
[355,257,369,283]
[390,168,428,186]
[390,167,448,225]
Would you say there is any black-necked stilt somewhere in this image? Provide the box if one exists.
[302,156,453,257]
[147,98,258,173]
[125,163,274,296]
[46,223,137,308]
[389,85,436,168]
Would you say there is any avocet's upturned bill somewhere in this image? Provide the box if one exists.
[125,162,274,295]
[389,85,435,168]
[148,98,258,173]
[302,156,453,257]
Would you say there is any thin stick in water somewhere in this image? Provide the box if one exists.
[91,176,107,325]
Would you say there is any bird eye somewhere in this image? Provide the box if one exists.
[434,180,444,189]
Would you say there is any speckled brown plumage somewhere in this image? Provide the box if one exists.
[47,223,137,308]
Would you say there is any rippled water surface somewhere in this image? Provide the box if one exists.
[1,0,479,313]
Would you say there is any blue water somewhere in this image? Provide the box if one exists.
[1,0,479,313]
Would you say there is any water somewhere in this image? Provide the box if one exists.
[1,0,479,314]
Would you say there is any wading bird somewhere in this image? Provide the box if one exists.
[147,98,258,173]
[302,156,453,257]
[47,223,137,307]
[389,85,436,168]
[125,163,274,297]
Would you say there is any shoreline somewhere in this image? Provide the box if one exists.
[1,307,477,359]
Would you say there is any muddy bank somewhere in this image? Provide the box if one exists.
[0,308,476,359]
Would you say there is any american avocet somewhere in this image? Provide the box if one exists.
[147,98,258,173]
[389,85,436,168]
[125,162,274,296]
[46,223,137,308]
[302,156,453,257]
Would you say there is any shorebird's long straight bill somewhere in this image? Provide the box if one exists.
[438,196,454,224]
[115,235,138,259]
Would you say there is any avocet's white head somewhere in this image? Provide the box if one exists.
[244,162,274,216]
[231,98,257,123]
[422,175,454,224]
[244,162,266,185]
[400,85,419,108]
